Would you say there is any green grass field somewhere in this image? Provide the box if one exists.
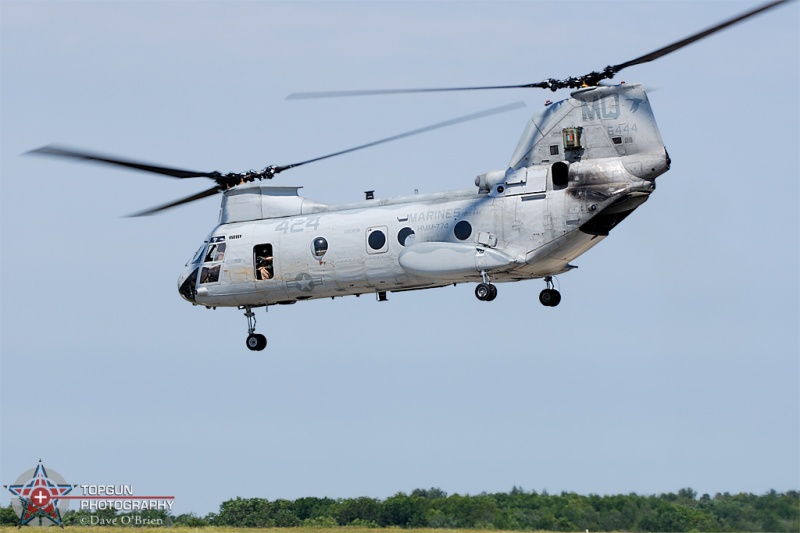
[0,529,558,533]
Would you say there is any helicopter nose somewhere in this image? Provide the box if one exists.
[178,267,199,303]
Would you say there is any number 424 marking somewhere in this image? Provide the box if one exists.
[275,216,321,234]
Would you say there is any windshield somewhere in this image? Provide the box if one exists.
[186,243,206,267]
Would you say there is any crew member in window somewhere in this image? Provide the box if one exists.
[256,255,273,280]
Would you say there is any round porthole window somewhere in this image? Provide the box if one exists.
[397,227,415,246]
[454,220,472,241]
[312,237,328,258]
[368,229,386,250]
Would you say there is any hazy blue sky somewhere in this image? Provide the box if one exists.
[1,0,798,516]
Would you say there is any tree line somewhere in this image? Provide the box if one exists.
[1,487,797,531]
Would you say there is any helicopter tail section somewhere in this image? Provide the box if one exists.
[509,83,668,173]
[511,84,670,277]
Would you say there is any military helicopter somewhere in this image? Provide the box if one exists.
[28,0,792,351]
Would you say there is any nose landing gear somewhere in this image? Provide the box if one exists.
[243,306,267,351]
[539,276,561,307]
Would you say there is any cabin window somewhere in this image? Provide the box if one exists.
[367,227,388,254]
[397,227,415,246]
[312,237,328,258]
[254,244,274,280]
[549,145,559,156]
[454,220,472,241]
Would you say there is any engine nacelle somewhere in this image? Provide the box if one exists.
[474,169,506,193]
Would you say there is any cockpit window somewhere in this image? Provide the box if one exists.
[199,236,226,284]
[199,264,221,284]
[204,238,226,263]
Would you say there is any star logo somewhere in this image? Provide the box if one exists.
[4,461,75,527]
[291,272,320,292]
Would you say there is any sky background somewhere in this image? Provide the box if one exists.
[1,0,798,517]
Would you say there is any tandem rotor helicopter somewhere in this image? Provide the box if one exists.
[29,0,793,351]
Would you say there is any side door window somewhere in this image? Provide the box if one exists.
[254,244,274,280]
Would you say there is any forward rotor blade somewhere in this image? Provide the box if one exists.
[127,186,221,217]
[28,102,526,215]
[286,83,548,100]
[27,144,220,179]
[610,0,792,72]
[274,101,526,172]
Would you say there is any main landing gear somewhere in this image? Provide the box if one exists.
[539,276,561,307]
[475,271,498,301]
[243,306,267,351]
[475,282,497,301]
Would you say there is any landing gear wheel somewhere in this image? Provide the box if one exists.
[475,283,493,301]
[487,284,498,301]
[246,333,267,351]
[549,289,561,306]
[539,288,561,307]
[242,305,267,351]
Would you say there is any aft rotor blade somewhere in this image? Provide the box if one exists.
[128,186,221,217]
[286,83,548,100]
[274,101,526,172]
[27,144,220,179]
[286,0,792,96]
[610,0,792,72]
